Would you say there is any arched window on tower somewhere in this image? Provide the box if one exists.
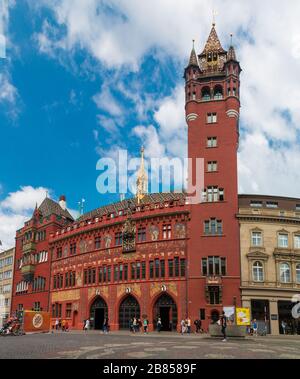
[214,85,223,100]
[202,87,211,101]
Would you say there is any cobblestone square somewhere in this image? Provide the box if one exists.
[0,332,299,360]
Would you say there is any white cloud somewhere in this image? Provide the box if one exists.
[0,186,50,250]
[93,85,123,117]
[30,0,300,197]
[0,72,17,104]
[0,186,78,250]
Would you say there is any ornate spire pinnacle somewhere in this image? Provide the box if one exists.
[188,39,199,67]
[228,34,237,61]
[200,24,226,55]
[136,146,148,204]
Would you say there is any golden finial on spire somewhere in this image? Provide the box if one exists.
[136,146,148,204]
[212,9,218,26]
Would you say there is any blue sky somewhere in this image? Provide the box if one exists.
[1,0,300,249]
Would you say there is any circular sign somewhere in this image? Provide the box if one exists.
[32,313,44,329]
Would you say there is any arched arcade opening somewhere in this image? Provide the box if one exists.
[153,293,178,332]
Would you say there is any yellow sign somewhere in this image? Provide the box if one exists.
[236,308,251,326]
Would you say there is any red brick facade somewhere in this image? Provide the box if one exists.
[11,25,242,332]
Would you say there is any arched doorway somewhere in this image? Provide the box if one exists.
[90,297,108,330]
[153,294,178,331]
[119,295,140,330]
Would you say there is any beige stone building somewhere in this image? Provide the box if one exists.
[0,247,15,327]
[238,195,300,335]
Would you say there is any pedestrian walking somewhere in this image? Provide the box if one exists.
[55,318,59,331]
[187,318,191,334]
[194,319,201,333]
[103,318,109,334]
[84,319,90,331]
[157,318,162,332]
[143,318,149,334]
[220,311,227,342]
[83,320,86,331]
[252,319,258,337]
[133,317,137,333]
[129,318,134,333]
[281,320,287,335]
[181,319,186,334]
[62,319,66,332]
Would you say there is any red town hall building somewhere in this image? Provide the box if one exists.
[11,24,242,331]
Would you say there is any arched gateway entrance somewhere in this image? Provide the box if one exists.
[153,294,178,331]
[119,295,140,330]
[90,297,108,330]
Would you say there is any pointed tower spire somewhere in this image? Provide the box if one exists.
[136,146,148,204]
[227,34,237,61]
[188,40,199,67]
[201,24,226,55]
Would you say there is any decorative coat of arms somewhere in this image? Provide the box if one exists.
[174,223,186,239]
[149,226,159,241]
[104,235,112,249]
[122,218,136,253]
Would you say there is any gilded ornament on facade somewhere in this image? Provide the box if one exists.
[122,218,136,253]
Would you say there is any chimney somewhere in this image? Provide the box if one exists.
[59,195,67,211]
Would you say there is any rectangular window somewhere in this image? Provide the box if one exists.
[155,259,160,278]
[95,237,101,250]
[70,243,76,256]
[124,265,128,281]
[56,248,62,259]
[114,266,119,282]
[174,257,180,277]
[136,262,141,280]
[180,259,186,277]
[138,228,147,242]
[142,262,146,280]
[163,225,172,240]
[209,287,220,305]
[250,201,263,208]
[207,113,217,124]
[119,264,123,281]
[107,266,111,282]
[202,259,207,276]
[204,219,223,236]
[221,258,227,276]
[266,202,278,208]
[207,137,217,148]
[66,303,72,318]
[278,233,288,248]
[207,161,218,172]
[84,270,88,285]
[115,232,123,246]
[65,272,69,288]
[160,260,165,278]
[131,263,136,280]
[149,261,154,279]
[252,232,262,246]
[168,260,174,277]
[294,235,300,249]
[200,309,206,321]
[99,267,103,283]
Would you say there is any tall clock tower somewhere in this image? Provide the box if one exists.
[185,24,242,326]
